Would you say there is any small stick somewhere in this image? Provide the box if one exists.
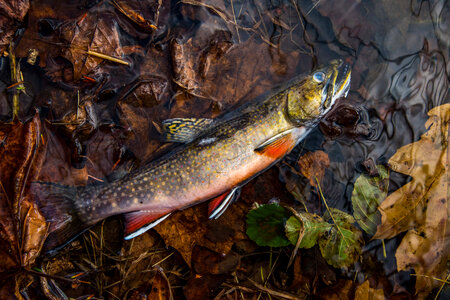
[86,50,129,65]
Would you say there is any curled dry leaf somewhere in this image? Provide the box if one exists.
[297,150,330,187]
[373,103,449,295]
[0,113,48,275]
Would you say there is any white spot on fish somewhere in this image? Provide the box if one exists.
[197,137,217,146]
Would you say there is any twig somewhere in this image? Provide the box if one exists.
[286,207,305,269]
[247,278,304,300]
[86,50,129,65]
[27,269,90,285]
[435,274,450,300]
[315,177,348,246]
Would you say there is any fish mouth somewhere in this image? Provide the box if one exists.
[321,59,352,112]
[332,61,352,102]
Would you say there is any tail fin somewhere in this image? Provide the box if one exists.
[31,182,89,255]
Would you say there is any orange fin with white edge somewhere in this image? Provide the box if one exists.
[254,128,298,159]
[124,211,172,240]
[208,187,240,219]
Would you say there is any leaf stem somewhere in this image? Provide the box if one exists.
[315,176,348,246]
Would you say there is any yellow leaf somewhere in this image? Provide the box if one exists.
[373,103,450,295]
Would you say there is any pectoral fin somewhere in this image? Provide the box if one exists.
[162,118,214,143]
[208,187,241,219]
[123,211,172,240]
[255,128,299,159]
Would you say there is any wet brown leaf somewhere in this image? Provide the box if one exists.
[316,279,355,300]
[111,0,171,37]
[374,103,449,295]
[297,151,330,187]
[354,280,385,300]
[60,11,127,80]
[191,246,239,275]
[0,0,30,53]
[155,200,248,266]
[171,37,301,108]
[0,113,47,274]
[148,267,173,300]
[184,273,226,300]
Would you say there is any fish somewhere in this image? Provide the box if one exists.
[33,59,351,253]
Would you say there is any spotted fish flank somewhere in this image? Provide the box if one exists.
[33,60,351,253]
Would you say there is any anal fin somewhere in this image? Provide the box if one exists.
[124,211,172,240]
[208,187,241,219]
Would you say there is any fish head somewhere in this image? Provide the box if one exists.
[286,59,351,126]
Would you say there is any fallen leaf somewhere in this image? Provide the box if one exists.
[246,203,291,247]
[171,36,302,108]
[191,246,239,275]
[316,280,354,300]
[155,200,247,266]
[0,0,30,53]
[373,103,450,295]
[297,151,330,187]
[0,113,48,281]
[60,11,127,80]
[319,208,364,269]
[354,280,385,300]
[351,165,388,235]
[285,213,331,249]
[148,267,173,300]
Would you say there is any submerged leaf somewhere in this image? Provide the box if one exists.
[373,103,450,295]
[285,213,331,249]
[246,203,291,247]
[297,151,330,187]
[351,165,389,235]
[319,208,364,268]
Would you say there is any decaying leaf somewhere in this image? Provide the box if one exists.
[319,208,364,269]
[373,103,450,295]
[156,200,247,266]
[354,280,385,300]
[351,165,388,235]
[285,213,331,249]
[0,0,30,53]
[297,151,330,187]
[246,203,291,247]
[171,37,301,108]
[60,11,127,80]
[148,267,173,300]
[0,113,48,273]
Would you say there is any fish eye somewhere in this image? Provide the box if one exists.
[313,71,325,83]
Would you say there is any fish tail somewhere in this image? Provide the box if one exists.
[31,182,88,255]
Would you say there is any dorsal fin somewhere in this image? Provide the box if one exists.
[161,118,214,143]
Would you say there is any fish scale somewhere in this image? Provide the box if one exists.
[33,59,351,253]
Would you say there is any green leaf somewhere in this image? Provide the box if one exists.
[246,204,291,247]
[351,165,389,235]
[285,214,331,248]
[319,208,364,268]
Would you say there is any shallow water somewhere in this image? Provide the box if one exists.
[0,0,448,298]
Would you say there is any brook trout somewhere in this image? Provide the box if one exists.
[34,59,351,252]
